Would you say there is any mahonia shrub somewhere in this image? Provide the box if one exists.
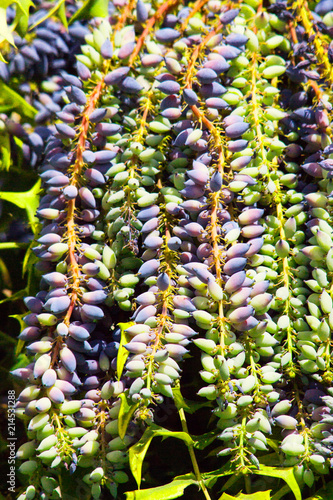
[1,0,333,498]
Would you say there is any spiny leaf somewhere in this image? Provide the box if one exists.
[9,352,30,371]
[29,0,66,31]
[0,330,16,344]
[0,81,37,118]
[117,321,134,380]
[129,424,194,488]
[9,314,26,355]
[12,0,34,37]
[0,179,41,231]
[219,491,271,500]
[266,439,280,455]
[0,132,11,170]
[118,393,139,440]
[201,461,235,489]
[252,466,301,500]
[57,0,68,29]
[173,386,212,413]
[0,287,26,304]
[172,386,192,411]
[193,430,219,450]
[125,473,198,499]
[304,481,333,500]
[0,5,15,47]
[0,242,28,250]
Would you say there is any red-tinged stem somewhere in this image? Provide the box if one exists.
[64,80,105,326]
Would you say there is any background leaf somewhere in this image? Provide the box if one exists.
[304,481,333,500]
[193,430,219,450]
[219,491,271,500]
[0,132,11,170]
[125,473,198,500]
[129,424,194,488]
[0,179,41,232]
[173,385,212,414]
[252,466,301,500]
[12,0,34,37]
[0,5,15,46]
[200,461,234,489]
[29,0,66,31]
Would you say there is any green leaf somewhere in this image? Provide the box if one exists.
[129,424,194,488]
[12,0,34,37]
[129,428,154,489]
[173,386,192,412]
[266,439,280,454]
[22,239,38,276]
[125,473,198,500]
[0,82,37,118]
[117,321,134,380]
[173,386,212,414]
[0,287,26,304]
[304,481,333,500]
[219,491,271,500]
[10,352,30,371]
[57,0,68,29]
[238,493,271,500]
[9,313,26,355]
[0,6,15,46]
[0,132,11,170]
[193,430,219,450]
[148,423,194,446]
[69,0,108,25]
[29,0,66,31]
[253,466,301,500]
[201,461,234,489]
[0,329,16,345]
[219,473,243,493]
[118,393,139,440]
[0,179,41,231]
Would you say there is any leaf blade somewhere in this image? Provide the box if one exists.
[118,393,139,440]
[252,466,301,500]
[68,0,108,25]
[116,321,134,380]
[0,179,41,232]
[304,480,333,500]
[125,474,198,500]
[129,424,194,488]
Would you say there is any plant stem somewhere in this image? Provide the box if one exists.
[178,407,212,500]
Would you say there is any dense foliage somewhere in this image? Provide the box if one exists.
[1,0,333,498]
